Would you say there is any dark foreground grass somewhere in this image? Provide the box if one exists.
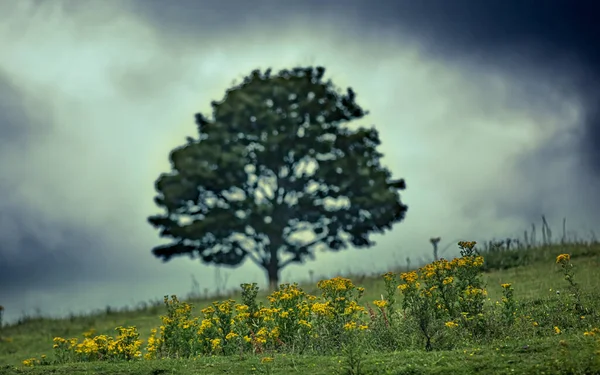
[1,337,598,375]
[1,242,599,375]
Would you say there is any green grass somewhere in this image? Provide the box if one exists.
[1,242,600,375]
[2,340,598,375]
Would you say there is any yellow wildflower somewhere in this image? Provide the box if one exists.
[22,358,36,367]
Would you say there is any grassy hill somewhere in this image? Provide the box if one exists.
[1,241,599,375]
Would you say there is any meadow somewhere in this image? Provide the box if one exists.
[1,239,599,375]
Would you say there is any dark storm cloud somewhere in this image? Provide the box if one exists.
[0,207,94,289]
[381,0,600,174]
[0,79,79,289]
[134,0,599,172]
[376,0,600,224]
[0,77,126,292]
[134,0,598,73]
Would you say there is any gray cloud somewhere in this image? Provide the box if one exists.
[0,0,597,324]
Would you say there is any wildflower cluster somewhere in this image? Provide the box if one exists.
[21,355,49,367]
[153,295,202,358]
[50,326,143,364]
[148,279,370,359]
[397,241,487,350]
[264,282,315,351]
[314,277,367,344]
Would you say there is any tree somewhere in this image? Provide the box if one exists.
[148,66,408,291]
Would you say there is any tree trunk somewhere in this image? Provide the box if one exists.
[267,261,280,292]
[267,245,280,292]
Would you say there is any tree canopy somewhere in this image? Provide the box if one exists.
[148,66,408,290]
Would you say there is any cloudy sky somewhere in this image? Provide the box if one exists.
[0,0,598,324]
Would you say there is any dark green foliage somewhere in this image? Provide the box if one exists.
[148,66,408,289]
